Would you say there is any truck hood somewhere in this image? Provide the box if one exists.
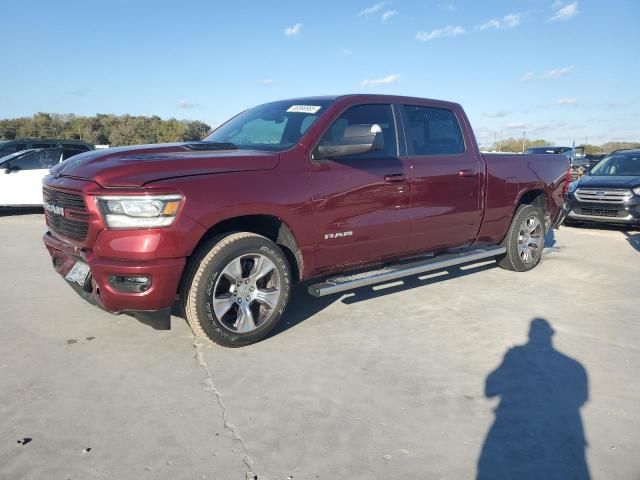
[51,143,280,187]
[577,175,640,189]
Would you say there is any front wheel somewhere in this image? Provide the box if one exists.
[183,232,291,347]
[497,204,545,272]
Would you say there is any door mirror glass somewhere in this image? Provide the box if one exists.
[315,123,384,159]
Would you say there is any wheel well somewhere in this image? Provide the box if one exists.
[189,215,302,282]
[518,189,547,212]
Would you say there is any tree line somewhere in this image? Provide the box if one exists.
[0,113,211,147]
[488,137,640,154]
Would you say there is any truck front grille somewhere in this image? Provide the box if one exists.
[43,186,86,211]
[43,186,89,241]
[574,188,631,204]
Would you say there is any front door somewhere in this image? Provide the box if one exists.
[400,104,482,252]
[309,103,411,271]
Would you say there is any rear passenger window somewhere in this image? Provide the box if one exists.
[403,105,464,155]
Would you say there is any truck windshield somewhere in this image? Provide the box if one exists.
[589,153,640,176]
[203,100,334,152]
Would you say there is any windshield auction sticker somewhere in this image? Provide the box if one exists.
[286,105,322,114]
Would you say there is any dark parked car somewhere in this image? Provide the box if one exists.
[0,139,93,158]
[566,150,640,226]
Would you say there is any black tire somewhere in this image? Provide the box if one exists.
[497,204,546,272]
[182,232,291,347]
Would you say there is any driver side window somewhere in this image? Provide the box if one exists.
[321,104,397,159]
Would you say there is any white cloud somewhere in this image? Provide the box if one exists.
[520,71,535,82]
[177,100,196,109]
[381,10,398,22]
[503,13,523,28]
[484,111,511,118]
[358,2,387,17]
[505,122,527,130]
[416,25,465,41]
[262,79,274,85]
[541,65,574,79]
[551,98,578,105]
[476,19,501,31]
[284,23,302,37]
[549,1,578,21]
[475,13,523,31]
[362,73,400,86]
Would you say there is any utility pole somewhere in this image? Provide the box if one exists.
[521,129,526,153]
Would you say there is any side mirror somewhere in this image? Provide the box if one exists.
[315,124,384,160]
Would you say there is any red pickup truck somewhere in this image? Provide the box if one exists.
[43,95,568,346]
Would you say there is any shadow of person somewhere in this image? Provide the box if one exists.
[477,318,590,480]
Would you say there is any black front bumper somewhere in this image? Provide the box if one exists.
[565,193,640,226]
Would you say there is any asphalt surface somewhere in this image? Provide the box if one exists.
[1,211,639,480]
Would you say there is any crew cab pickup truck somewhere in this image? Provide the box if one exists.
[42,95,568,347]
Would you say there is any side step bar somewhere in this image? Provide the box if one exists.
[308,246,506,297]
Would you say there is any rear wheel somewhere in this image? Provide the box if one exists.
[183,232,291,347]
[497,204,545,272]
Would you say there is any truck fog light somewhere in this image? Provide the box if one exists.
[108,275,151,293]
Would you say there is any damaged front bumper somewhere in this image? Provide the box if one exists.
[43,231,184,330]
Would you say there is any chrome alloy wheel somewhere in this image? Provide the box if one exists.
[517,215,544,263]
[212,253,281,333]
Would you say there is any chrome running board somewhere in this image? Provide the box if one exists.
[308,246,506,297]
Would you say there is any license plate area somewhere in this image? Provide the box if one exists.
[65,261,91,286]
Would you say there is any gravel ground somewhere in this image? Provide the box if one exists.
[1,212,638,479]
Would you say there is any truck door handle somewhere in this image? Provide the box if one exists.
[458,169,477,177]
[384,174,407,182]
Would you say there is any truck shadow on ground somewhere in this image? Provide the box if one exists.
[477,318,591,480]
[268,261,499,338]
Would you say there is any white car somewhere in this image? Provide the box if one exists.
[0,148,65,207]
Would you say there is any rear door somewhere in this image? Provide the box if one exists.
[400,104,482,252]
[309,103,411,270]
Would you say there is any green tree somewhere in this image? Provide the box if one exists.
[490,138,549,153]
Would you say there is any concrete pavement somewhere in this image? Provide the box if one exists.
[1,212,638,479]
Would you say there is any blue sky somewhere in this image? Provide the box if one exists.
[2,0,638,147]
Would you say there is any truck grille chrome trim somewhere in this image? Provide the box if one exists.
[43,186,89,241]
[574,188,632,204]
[308,246,506,297]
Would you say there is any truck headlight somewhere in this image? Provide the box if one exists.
[633,187,640,196]
[96,194,183,228]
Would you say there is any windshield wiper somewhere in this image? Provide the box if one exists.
[184,141,238,151]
